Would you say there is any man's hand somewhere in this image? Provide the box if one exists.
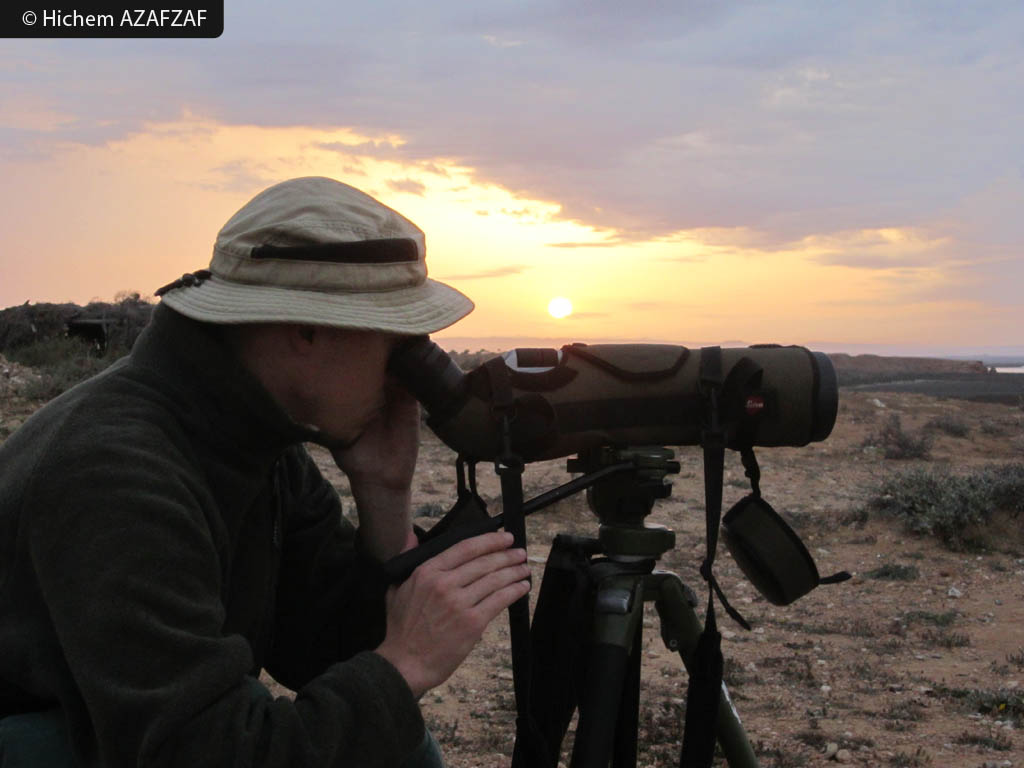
[331,383,420,560]
[331,381,420,493]
[375,532,531,699]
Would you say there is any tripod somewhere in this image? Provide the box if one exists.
[381,447,762,767]
[516,448,760,768]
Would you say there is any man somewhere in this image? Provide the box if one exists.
[0,177,530,767]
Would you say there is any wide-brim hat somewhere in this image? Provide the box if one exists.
[159,177,473,335]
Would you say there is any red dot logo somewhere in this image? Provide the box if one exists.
[745,395,766,416]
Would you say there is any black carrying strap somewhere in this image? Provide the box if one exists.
[820,571,853,585]
[680,347,757,768]
[482,358,552,768]
[680,606,723,768]
[740,446,762,499]
[694,350,751,631]
[680,347,726,768]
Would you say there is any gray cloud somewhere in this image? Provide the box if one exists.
[547,240,623,248]
[386,178,426,196]
[440,265,530,280]
[5,1,1024,271]
[198,160,281,194]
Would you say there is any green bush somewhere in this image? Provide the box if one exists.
[867,464,1024,550]
[1,295,153,402]
[7,335,125,402]
[938,685,1024,728]
[864,413,933,459]
[923,414,970,438]
[0,296,152,354]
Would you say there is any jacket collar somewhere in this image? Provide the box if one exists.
[128,305,319,468]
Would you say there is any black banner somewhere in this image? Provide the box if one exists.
[4,2,223,37]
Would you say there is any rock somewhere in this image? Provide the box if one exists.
[824,742,839,759]
[948,586,963,598]
[835,748,853,762]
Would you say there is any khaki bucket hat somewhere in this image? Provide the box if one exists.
[158,176,474,334]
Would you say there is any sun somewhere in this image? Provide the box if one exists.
[547,296,573,319]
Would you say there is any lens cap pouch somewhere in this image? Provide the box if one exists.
[722,493,849,606]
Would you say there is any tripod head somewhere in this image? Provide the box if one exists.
[567,446,680,560]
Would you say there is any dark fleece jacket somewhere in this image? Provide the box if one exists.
[0,306,425,767]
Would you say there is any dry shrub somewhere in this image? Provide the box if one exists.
[868,464,1024,551]
[863,414,933,459]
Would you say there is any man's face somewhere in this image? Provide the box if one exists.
[296,327,402,446]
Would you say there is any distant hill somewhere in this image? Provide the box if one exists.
[829,353,987,376]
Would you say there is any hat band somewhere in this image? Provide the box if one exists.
[251,238,419,264]
[210,246,427,293]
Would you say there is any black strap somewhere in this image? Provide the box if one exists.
[680,601,722,768]
[697,347,726,586]
[820,571,852,585]
[680,348,727,768]
[483,356,516,413]
[740,446,762,499]
[154,269,212,296]
[481,358,552,767]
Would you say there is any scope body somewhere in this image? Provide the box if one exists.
[390,339,837,463]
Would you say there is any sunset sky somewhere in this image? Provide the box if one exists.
[2,1,1022,353]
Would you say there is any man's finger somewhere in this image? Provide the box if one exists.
[448,548,528,590]
[426,531,516,572]
[471,580,532,624]
[462,562,532,607]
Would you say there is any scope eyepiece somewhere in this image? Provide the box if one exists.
[388,336,470,422]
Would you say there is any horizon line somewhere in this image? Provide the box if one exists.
[430,335,1024,359]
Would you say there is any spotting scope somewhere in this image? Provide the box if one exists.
[389,339,838,462]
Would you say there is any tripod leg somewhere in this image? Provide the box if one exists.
[571,578,645,768]
[650,573,760,768]
[612,620,641,768]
